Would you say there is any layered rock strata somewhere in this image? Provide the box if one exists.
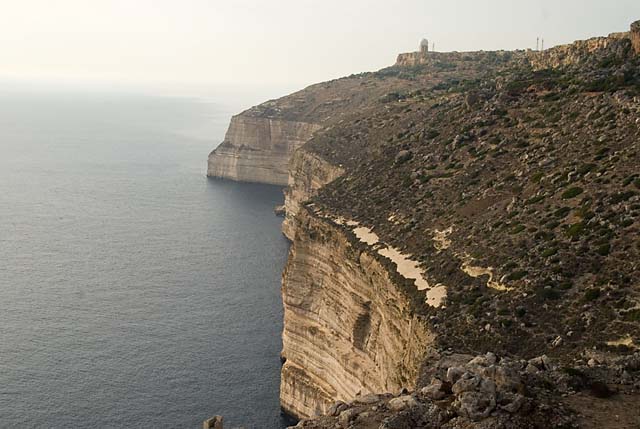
[282,148,344,240]
[527,34,634,70]
[395,50,520,67]
[280,207,433,419]
[206,19,640,428]
[207,114,321,185]
[632,20,640,54]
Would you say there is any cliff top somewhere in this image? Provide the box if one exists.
[299,22,640,364]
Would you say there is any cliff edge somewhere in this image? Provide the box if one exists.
[209,20,640,428]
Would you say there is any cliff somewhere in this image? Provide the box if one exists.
[207,65,440,186]
[208,19,640,429]
[395,50,523,67]
[207,114,321,186]
[282,147,344,240]
[280,207,433,419]
[631,19,640,54]
[526,33,634,70]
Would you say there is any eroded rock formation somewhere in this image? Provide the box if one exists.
[207,19,640,429]
[207,114,321,185]
[631,20,640,54]
[527,34,634,70]
[282,148,344,240]
[280,207,433,419]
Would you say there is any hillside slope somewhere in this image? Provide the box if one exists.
[281,21,640,428]
[207,20,640,429]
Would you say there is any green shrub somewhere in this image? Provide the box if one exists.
[538,288,561,300]
[584,288,601,301]
[532,173,545,186]
[506,270,528,281]
[558,282,573,290]
[566,223,585,238]
[620,218,634,228]
[425,129,440,139]
[503,261,518,271]
[578,163,596,175]
[610,191,636,204]
[562,187,584,199]
[596,243,610,256]
[526,195,546,205]
[511,224,526,234]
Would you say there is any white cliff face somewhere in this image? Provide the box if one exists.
[280,208,433,419]
[207,115,321,186]
[282,148,344,240]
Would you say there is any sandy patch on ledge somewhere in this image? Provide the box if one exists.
[461,257,512,291]
[353,227,380,246]
[378,247,429,290]
[327,217,447,308]
[606,336,639,349]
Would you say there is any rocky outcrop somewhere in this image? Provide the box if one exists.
[204,19,640,429]
[207,114,321,185]
[527,35,634,70]
[282,148,344,240]
[526,20,640,70]
[280,207,433,419]
[202,416,223,429]
[288,353,580,429]
[395,50,519,67]
[632,20,640,54]
[293,351,640,428]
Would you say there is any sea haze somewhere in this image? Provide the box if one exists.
[0,89,291,428]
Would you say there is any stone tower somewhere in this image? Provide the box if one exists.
[420,38,429,54]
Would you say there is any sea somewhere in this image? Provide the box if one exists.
[0,86,294,428]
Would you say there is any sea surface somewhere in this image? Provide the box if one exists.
[0,89,292,428]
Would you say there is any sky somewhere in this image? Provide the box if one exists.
[1,0,639,93]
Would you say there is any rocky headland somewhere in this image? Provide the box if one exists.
[207,20,640,428]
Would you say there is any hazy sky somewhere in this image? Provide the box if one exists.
[1,0,639,90]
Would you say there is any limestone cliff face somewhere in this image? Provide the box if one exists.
[207,115,321,186]
[631,20,640,54]
[395,50,520,67]
[527,34,634,70]
[280,208,433,419]
[395,51,426,67]
[282,148,344,240]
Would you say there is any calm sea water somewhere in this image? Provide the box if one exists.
[0,90,292,428]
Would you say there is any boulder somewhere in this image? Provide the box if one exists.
[452,373,481,394]
[395,150,413,164]
[456,391,497,420]
[388,395,419,411]
[446,366,465,384]
[203,416,223,429]
[327,400,348,416]
[338,408,359,426]
[421,378,446,400]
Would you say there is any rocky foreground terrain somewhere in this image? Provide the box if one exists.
[208,20,640,429]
